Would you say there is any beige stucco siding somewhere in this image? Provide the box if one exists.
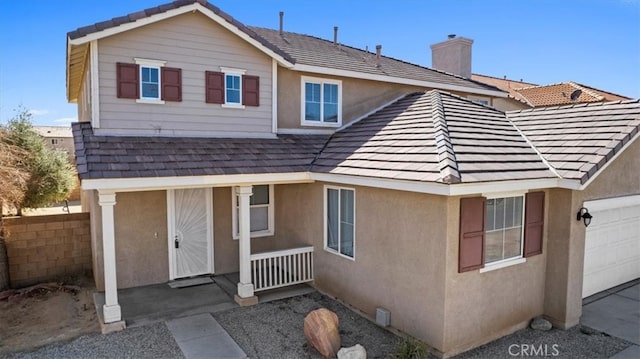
[442,194,548,355]
[544,138,640,329]
[97,12,273,136]
[274,182,448,350]
[492,97,529,112]
[77,59,92,123]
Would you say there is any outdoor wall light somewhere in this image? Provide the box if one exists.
[576,207,593,227]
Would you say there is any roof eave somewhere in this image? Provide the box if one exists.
[291,64,508,98]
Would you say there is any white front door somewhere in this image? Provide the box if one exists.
[168,188,214,279]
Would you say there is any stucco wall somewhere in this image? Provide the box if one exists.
[493,97,529,112]
[442,194,548,355]
[544,138,640,328]
[274,182,448,351]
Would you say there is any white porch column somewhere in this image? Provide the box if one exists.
[235,185,257,305]
[98,191,121,323]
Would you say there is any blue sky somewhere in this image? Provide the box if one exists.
[1,0,639,126]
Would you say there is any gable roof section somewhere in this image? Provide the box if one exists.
[312,91,554,184]
[508,99,640,184]
[72,122,328,180]
[250,27,503,96]
[67,0,505,102]
[471,74,538,106]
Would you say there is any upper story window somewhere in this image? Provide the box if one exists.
[301,76,342,127]
[206,67,259,108]
[116,59,182,103]
[232,184,274,239]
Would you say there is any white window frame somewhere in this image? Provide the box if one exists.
[480,190,526,272]
[232,184,274,239]
[135,58,166,104]
[220,67,246,109]
[323,185,355,260]
[301,76,342,127]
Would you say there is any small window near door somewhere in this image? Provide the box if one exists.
[485,195,524,264]
[325,186,355,259]
[232,184,274,239]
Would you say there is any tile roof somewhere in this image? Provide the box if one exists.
[312,91,555,183]
[472,74,632,108]
[508,99,640,184]
[72,122,328,180]
[249,27,500,93]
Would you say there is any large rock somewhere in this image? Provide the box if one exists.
[530,317,552,331]
[338,344,366,359]
[304,308,341,358]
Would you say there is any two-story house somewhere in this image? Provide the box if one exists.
[67,0,640,356]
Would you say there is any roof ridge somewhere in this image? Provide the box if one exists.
[568,81,604,101]
[508,98,640,114]
[429,91,461,184]
[571,81,632,100]
[506,118,562,179]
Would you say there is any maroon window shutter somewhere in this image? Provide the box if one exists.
[459,197,486,272]
[205,71,224,104]
[116,62,139,99]
[524,191,545,257]
[161,67,182,102]
[242,75,259,106]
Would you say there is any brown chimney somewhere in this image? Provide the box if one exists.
[376,45,382,67]
[430,35,473,78]
[279,11,284,35]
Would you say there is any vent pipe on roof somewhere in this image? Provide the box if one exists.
[279,11,284,35]
[376,45,382,67]
[334,26,338,45]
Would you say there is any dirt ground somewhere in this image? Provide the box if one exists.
[0,275,99,355]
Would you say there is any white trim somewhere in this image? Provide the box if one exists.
[68,3,293,67]
[272,59,278,134]
[220,67,246,74]
[449,178,572,195]
[82,172,312,192]
[323,185,356,261]
[93,128,277,139]
[483,190,526,199]
[479,257,526,273]
[311,173,450,195]
[135,60,164,102]
[134,58,166,67]
[301,76,342,127]
[167,188,214,280]
[482,193,526,266]
[579,134,640,190]
[232,184,275,240]
[221,103,246,109]
[136,99,166,105]
[583,194,640,212]
[276,128,335,135]
[337,94,408,132]
[292,63,507,98]
[89,40,100,128]
[219,68,245,106]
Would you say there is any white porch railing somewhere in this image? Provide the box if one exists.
[250,246,314,292]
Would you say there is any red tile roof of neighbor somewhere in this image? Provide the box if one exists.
[66,0,502,100]
[73,94,640,185]
[471,74,631,108]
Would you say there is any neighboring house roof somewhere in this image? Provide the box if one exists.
[72,122,328,179]
[73,93,640,186]
[32,126,73,138]
[509,99,640,184]
[66,0,504,102]
[312,91,554,183]
[472,74,631,108]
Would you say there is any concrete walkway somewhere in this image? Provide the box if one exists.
[582,281,640,359]
[167,313,246,359]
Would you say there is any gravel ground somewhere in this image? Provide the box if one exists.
[1,291,632,359]
[2,322,183,359]
[213,291,400,359]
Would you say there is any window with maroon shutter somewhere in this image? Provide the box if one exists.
[161,67,182,102]
[205,71,224,104]
[242,75,259,106]
[524,191,545,257]
[117,62,139,99]
[459,197,486,272]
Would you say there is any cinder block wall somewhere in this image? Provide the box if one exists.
[2,213,91,288]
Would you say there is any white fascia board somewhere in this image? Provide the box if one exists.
[584,194,640,212]
[309,173,451,195]
[68,3,294,68]
[449,178,574,196]
[291,64,507,98]
[90,40,100,128]
[277,128,335,135]
[578,134,639,191]
[82,172,313,192]
[93,128,277,139]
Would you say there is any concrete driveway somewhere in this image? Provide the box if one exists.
[581,280,640,358]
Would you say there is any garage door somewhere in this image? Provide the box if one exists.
[582,195,640,298]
